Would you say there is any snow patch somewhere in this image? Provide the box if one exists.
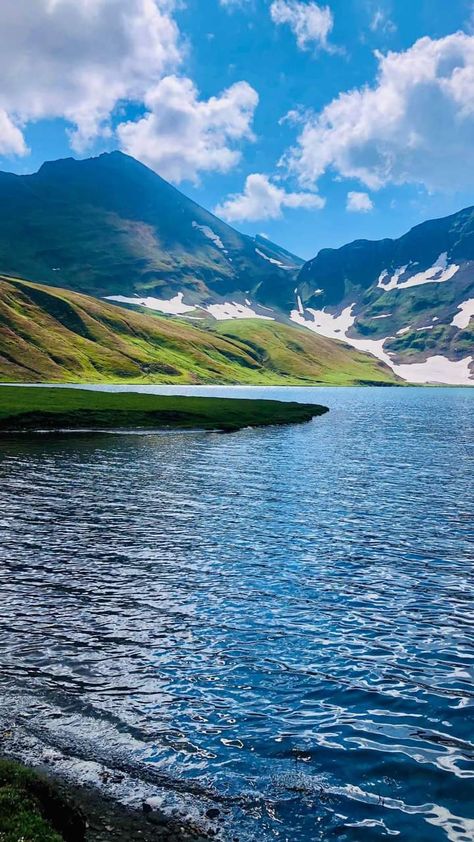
[291,304,394,368]
[105,293,195,315]
[377,265,408,291]
[349,335,394,364]
[205,302,274,321]
[372,313,391,319]
[451,298,474,329]
[192,221,226,251]
[107,292,277,322]
[255,248,291,268]
[396,326,411,335]
[377,253,459,291]
[394,356,473,385]
[291,304,356,340]
[290,304,473,384]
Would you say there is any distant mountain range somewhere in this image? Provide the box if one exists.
[0,152,472,384]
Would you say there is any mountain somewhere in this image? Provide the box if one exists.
[0,151,299,313]
[0,276,398,385]
[294,208,474,384]
[0,151,471,384]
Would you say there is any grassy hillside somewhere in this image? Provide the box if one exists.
[214,318,398,385]
[0,387,327,432]
[0,277,399,385]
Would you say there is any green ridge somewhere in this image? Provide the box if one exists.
[0,277,399,385]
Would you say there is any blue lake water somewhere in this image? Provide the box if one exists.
[0,386,473,841]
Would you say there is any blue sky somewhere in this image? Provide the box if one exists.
[1,0,473,259]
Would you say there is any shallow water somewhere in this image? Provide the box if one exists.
[0,386,473,841]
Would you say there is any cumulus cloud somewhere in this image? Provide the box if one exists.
[284,32,474,192]
[346,191,374,212]
[0,0,258,182]
[0,0,181,155]
[117,76,258,183]
[270,0,334,52]
[214,173,325,221]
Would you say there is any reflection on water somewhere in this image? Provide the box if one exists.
[0,387,473,841]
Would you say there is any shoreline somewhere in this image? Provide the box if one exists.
[0,757,214,842]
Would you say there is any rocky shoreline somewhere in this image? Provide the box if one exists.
[0,758,214,842]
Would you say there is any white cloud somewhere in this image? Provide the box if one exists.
[0,0,258,182]
[214,172,325,221]
[370,8,396,34]
[284,32,474,192]
[117,76,258,183]
[0,0,181,155]
[270,0,334,52]
[0,110,28,156]
[346,191,374,212]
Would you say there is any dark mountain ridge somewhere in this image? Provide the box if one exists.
[0,152,300,309]
[298,205,474,309]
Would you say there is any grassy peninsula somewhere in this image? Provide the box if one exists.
[0,386,328,433]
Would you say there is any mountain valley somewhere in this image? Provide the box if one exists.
[0,152,472,384]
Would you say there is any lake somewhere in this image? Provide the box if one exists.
[0,386,473,841]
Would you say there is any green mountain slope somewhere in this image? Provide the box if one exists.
[214,319,397,384]
[0,277,399,385]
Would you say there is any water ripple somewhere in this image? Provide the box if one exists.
[0,386,473,841]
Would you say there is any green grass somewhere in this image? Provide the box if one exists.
[0,759,79,842]
[0,787,63,842]
[214,318,399,385]
[0,277,399,386]
[0,759,209,841]
[0,386,328,433]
